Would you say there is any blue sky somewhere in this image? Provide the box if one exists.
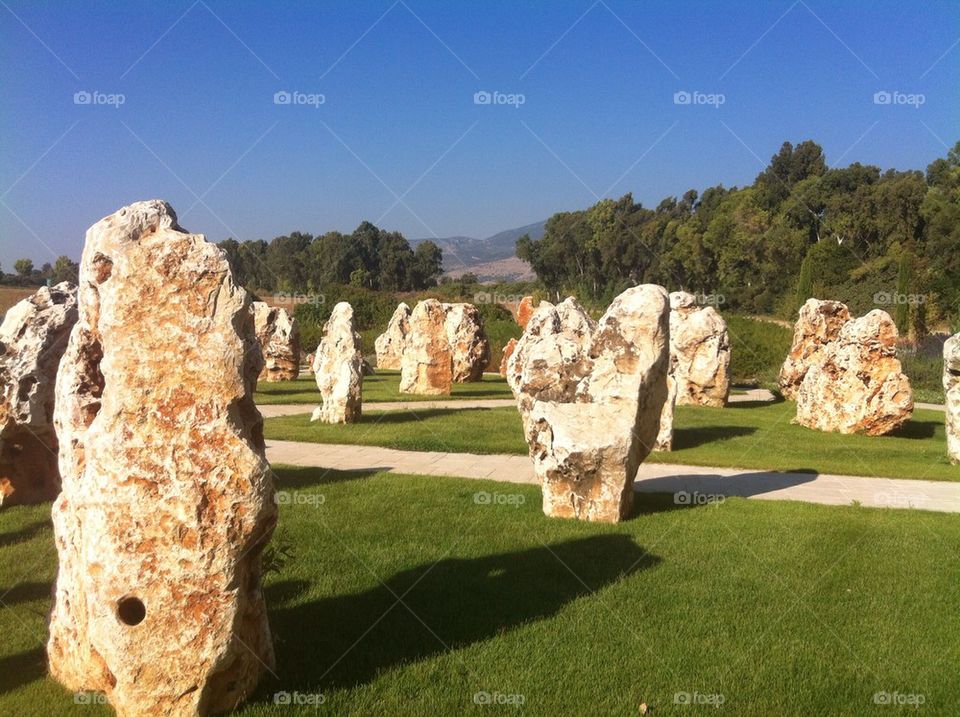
[1,0,957,267]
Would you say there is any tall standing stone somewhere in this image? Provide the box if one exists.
[670,291,731,407]
[252,302,300,381]
[0,282,77,505]
[443,303,490,382]
[311,302,363,424]
[653,374,677,452]
[48,201,276,716]
[516,295,535,329]
[506,287,669,523]
[499,338,518,377]
[943,334,959,464]
[779,299,851,399]
[399,299,453,395]
[374,302,410,370]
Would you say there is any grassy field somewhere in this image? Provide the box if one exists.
[264,401,958,482]
[0,285,36,315]
[254,370,513,405]
[2,467,957,715]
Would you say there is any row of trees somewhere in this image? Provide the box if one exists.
[0,256,79,286]
[517,139,960,334]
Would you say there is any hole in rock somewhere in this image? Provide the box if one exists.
[116,596,146,626]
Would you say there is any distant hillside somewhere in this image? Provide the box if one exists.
[412,220,546,277]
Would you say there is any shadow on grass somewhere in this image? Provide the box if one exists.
[363,407,491,424]
[0,519,51,548]
[0,647,46,693]
[889,419,938,440]
[0,581,52,607]
[273,466,384,488]
[672,426,756,449]
[260,535,658,692]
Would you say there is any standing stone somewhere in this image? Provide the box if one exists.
[311,302,363,424]
[0,283,78,506]
[499,338,518,378]
[375,302,410,370]
[653,374,677,452]
[252,302,300,381]
[946,334,960,464]
[506,287,669,523]
[670,291,731,407]
[516,295,535,329]
[48,200,276,716]
[779,299,851,399]
[443,303,490,382]
[795,310,913,435]
[399,299,453,395]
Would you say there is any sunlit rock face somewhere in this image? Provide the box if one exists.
[252,302,300,381]
[507,287,670,523]
[311,301,363,424]
[795,310,913,436]
[779,298,851,400]
[399,299,453,395]
[0,282,77,505]
[375,302,410,370]
[516,295,535,329]
[47,200,276,717]
[653,374,677,452]
[946,334,960,464]
[499,338,518,378]
[669,291,730,407]
[443,303,490,382]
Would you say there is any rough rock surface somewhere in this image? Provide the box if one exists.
[499,338,518,378]
[444,303,490,382]
[653,374,677,452]
[946,334,960,464]
[400,300,452,395]
[516,295,535,329]
[252,302,300,381]
[779,299,851,399]
[375,302,410,370]
[506,287,669,523]
[0,282,78,505]
[311,302,363,424]
[47,200,276,716]
[795,310,913,435]
[670,291,731,407]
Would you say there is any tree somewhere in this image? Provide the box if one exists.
[14,259,33,280]
[411,241,443,288]
[52,255,78,283]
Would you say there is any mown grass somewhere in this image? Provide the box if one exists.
[254,370,513,405]
[264,402,958,482]
[2,468,957,715]
[725,315,793,389]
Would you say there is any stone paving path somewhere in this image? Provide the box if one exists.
[266,439,960,514]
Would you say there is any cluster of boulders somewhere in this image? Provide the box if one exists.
[506,287,670,523]
[782,299,913,435]
[252,302,300,381]
[312,302,363,423]
[946,334,960,464]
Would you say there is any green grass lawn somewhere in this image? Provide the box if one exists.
[2,468,957,715]
[254,370,512,405]
[264,401,958,482]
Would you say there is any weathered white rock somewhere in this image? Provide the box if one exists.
[0,282,78,505]
[252,302,300,381]
[443,303,490,382]
[779,298,851,399]
[507,287,669,523]
[374,302,410,370]
[795,310,913,435]
[311,302,363,424]
[670,291,730,407]
[399,299,453,395]
[499,338,518,378]
[943,334,959,464]
[653,374,677,452]
[47,200,276,716]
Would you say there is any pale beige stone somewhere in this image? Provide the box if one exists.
[653,374,677,452]
[252,302,300,381]
[48,200,276,716]
[670,291,730,407]
[443,303,490,382]
[0,282,77,505]
[507,287,669,523]
[311,302,363,424]
[779,298,851,399]
[399,299,453,395]
[499,338,517,378]
[374,302,410,370]
[943,334,959,464]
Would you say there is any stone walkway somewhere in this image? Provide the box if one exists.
[266,440,960,514]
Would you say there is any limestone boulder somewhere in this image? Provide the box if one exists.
[779,299,851,399]
[499,338,518,378]
[311,302,363,424]
[943,334,959,463]
[252,302,300,381]
[653,374,677,452]
[795,310,913,435]
[399,300,453,395]
[516,295,535,329]
[0,282,78,505]
[670,291,730,407]
[506,287,669,523]
[47,200,276,716]
[375,302,410,370]
[443,303,490,382]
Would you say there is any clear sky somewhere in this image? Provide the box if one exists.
[1,0,957,267]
